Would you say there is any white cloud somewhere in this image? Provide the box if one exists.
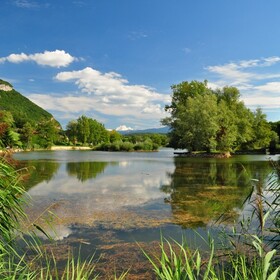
[206,56,280,88]
[0,50,76,67]
[254,82,280,93]
[142,104,163,114]
[13,0,39,8]
[115,125,133,131]
[54,67,169,115]
[242,95,280,109]
[13,0,50,8]
[205,56,280,113]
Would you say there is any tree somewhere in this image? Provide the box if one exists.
[0,111,22,148]
[250,108,275,149]
[216,100,238,152]
[66,120,78,144]
[36,119,60,148]
[20,122,33,149]
[66,116,109,146]
[109,130,122,143]
[162,80,274,154]
[216,87,254,151]
[77,115,90,144]
[176,93,219,152]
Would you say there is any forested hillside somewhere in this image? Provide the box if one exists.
[0,79,53,126]
[0,79,61,149]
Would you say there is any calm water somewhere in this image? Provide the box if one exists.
[13,149,280,278]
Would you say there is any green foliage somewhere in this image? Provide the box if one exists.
[0,157,26,242]
[35,119,60,148]
[66,115,109,146]
[142,233,279,280]
[249,108,275,149]
[123,133,168,147]
[96,139,159,152]
[0,89,53,125]
[109,130,122,143]
[163,80,275,153]
[270,121,280,142]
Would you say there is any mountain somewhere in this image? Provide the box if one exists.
[119,126,170,135]
[0,79,58,126]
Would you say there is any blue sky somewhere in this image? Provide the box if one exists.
[1,0,280,130]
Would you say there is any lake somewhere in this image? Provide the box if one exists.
[13,149,280,279]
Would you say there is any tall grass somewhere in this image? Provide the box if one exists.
[141,233,279,280]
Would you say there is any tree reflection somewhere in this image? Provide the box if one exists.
[22,160,60,190]
[161,157,273,228]
[66,161,109,182]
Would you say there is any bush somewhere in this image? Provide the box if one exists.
[120,141,134,151]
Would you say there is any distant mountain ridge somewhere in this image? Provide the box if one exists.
[119,126,170,135]
[0,79,58,126]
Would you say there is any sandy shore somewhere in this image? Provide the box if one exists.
[50,146,92,151]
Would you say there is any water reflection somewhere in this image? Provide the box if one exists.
[22,156,175,231]
[66,161,110,182]
[162,157,273,227]
[22,160,60,190]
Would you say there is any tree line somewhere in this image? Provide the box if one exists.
[66,115,168,151]
[0,112,168,151]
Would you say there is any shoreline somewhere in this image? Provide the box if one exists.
[50,146,92,151]
[0,146,92,154]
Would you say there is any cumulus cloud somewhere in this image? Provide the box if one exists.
[115,125,133,131]
[206,56,280,87]
[206,56,280,112]
[0,50,76,67]
[254,82,280,93]
[54,67,169,115]
[242,96,280,109]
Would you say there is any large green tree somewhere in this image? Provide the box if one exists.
[162,80,274,154]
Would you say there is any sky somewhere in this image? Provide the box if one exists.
[1,0,280,131]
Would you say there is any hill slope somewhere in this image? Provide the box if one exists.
[0,79,56,125]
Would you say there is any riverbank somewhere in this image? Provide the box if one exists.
[50,145,92,151]
[0,146,92,154]
[174,151,231,158]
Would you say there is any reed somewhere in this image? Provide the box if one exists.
[0,157,101,280]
